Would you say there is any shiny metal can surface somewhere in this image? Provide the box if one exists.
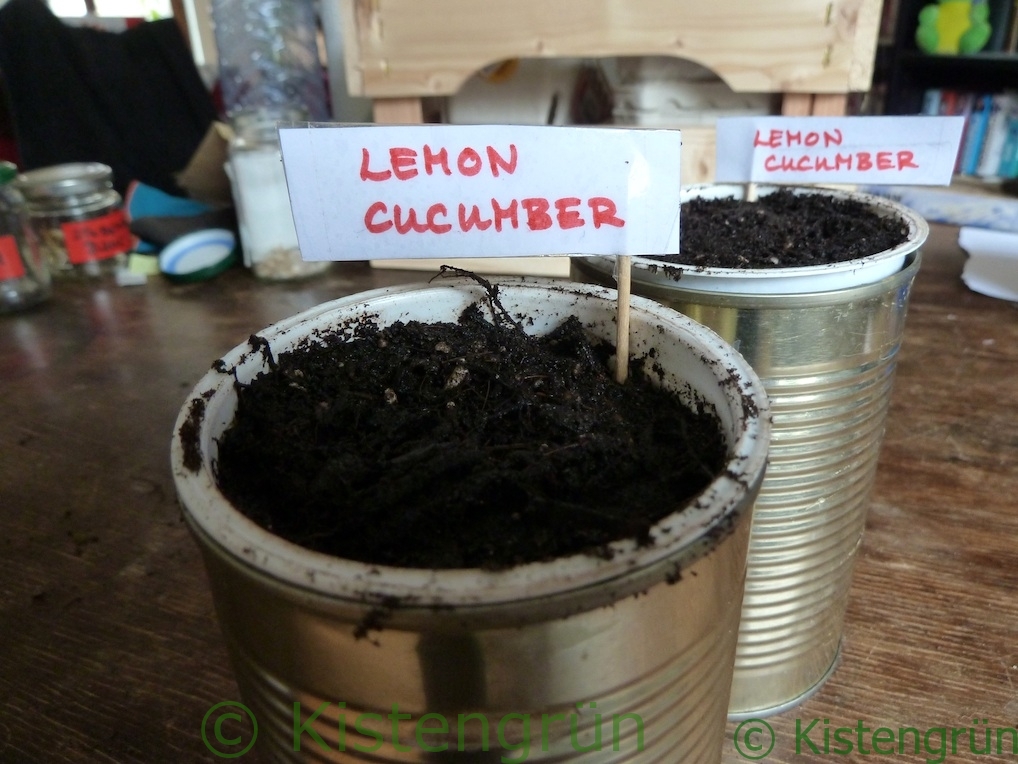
[172,278,770,762]
[570,185,928,717]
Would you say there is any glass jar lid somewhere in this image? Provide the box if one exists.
[13,162,114,200]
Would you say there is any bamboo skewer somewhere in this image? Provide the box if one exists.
[615,255,633,384]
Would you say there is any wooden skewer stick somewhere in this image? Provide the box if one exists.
[745,182,759,203]
[615,254,632,385]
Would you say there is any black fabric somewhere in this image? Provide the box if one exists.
[0,0,216,196]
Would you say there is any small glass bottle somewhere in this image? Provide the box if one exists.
[14,162,132,278]
[226,111,329,281]
[0,161,51,313]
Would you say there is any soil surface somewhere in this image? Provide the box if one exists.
[213,286,727,570]
[653,189,910,269]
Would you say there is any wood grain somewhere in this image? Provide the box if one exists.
[341,0,882,97]
[811,92,850,115]
[782,92,816,116]
[372,96,425,125]
[0,224,1015,762]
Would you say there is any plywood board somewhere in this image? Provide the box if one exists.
[341,0,883,99]
[679,126,716,185]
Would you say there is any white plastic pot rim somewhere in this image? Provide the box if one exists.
[583,184,929,295]
[170,278,770,610]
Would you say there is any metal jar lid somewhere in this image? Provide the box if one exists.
[13,162,114,201]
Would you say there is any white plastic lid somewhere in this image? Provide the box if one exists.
[159,228,237,282]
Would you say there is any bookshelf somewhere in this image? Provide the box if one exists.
[879,0,1018,183]
[884,0,1018,115]
[887,51,1018,114]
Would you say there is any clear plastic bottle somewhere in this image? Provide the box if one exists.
[211,0,330,121]
[0,162,51,313]
[14,163,132,279]
[226,111,329,281]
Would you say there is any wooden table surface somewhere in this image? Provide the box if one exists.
[1,224,1016,763]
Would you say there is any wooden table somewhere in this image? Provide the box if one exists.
[1,223,1016,763]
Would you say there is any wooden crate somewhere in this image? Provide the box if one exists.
[340,0,882,104]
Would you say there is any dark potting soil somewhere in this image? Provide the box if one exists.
[652,189,910,269]
[213,286,728,571]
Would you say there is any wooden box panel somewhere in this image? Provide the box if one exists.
[340,0,883,99]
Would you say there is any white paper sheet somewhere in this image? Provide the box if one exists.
[278,124,682,261]
[715,116,964,186]
[958,226,1018,302]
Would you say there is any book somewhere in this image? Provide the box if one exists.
[996,113,1018,177]
[921,88,942,115]
[879,0,900,40]
[986,0,1014,51]
[977,93,1018,177]
[942,91,976,173]
[1007,0,1018,50]
[938,89,957,116]
[961,94,995,175]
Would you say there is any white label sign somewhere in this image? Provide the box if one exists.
[278,124,682,260]
[715,116,965,186]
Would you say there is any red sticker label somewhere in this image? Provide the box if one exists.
[0,234,25,280]
[62,209,133,264]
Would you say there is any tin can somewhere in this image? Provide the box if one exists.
[571,185,928,717]
[14,162,132,278]
[0,162,50,313]
[172,279,771,761]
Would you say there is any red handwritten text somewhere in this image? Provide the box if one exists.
[364,197,625,235]
[754,129,844,148]
[762,151,918,173]
[360,144,518,182]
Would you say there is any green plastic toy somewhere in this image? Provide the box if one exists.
[915,0,992,53]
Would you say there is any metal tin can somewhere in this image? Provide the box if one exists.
[14,162,132,278]
[571,185,928,717]
[0,162,50,313]
[172,279,771,762]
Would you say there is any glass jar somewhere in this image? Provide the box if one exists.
[226,111,329,281]
[0,161,51,313]
[14,162,132,278]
